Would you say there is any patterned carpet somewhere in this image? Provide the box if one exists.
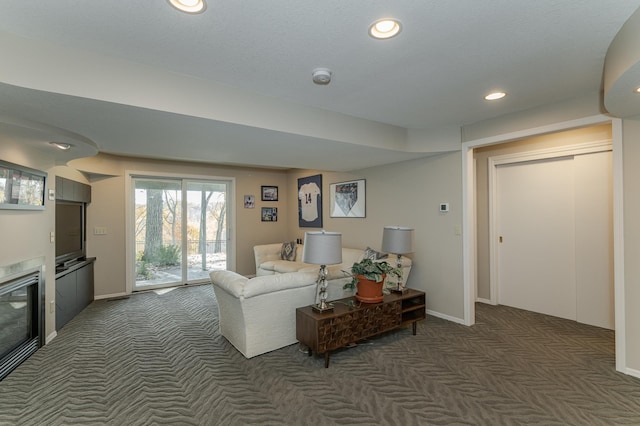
[1,284,639,426]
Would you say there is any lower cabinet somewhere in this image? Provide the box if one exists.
[55,260,95,331]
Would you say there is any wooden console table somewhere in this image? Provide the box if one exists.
[296,288,426,367]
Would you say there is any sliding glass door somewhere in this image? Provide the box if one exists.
[132,176,230,291]
[186,181,228,282]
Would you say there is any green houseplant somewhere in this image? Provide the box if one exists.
[343,258,401,303]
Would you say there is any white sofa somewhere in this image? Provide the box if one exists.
[254,243,412,292]
[207,244,413,359]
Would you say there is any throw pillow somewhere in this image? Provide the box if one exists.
[363,246,388,260]
[281,241,297,261]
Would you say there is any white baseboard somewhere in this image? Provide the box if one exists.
[94,292,129,300]
[625,367,640,379]
[476,298,494,305]
[45,331,57,345]
[426,309,466,325]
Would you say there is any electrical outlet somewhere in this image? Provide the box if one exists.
[50,231,55,243]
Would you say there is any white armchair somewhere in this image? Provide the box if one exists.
[210,270,318,358]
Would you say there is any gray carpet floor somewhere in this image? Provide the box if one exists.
[1,284,639,426]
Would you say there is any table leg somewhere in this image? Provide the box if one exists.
[308,348,312,357]
[412,321,417,335]
[324,352,330,368]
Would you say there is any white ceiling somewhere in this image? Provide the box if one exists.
[0,1,639,170]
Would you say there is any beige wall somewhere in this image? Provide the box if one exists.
[71,154,290,298]
[474,124,613,300]
[0,140,57,340]
[286,153,465,320]
[76,153,466,322]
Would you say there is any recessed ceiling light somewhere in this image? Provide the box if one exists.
[49,142,72,151]
[633,86,640,93]
[168,0,206,14]
[369,19,402,40]
[484,91,507,101]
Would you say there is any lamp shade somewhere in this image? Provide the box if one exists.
[381,226,414,254]
[302,231,343,265]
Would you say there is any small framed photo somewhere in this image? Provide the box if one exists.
[244,195,255,209]
[261,207,278,222]
[261,185,278,201]
[330,179,366,218]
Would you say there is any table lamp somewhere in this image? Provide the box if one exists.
[381,226,414,293]
[302,230,343,312]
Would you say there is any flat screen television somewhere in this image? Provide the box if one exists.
[55,201,86,267]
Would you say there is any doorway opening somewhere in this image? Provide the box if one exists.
[487,141,613,329]
[128,174,232,292]
[462,115,625,373]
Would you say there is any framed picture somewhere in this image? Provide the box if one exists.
[261,185,278,201]
[0,160,47,210]
[297,174,322,228]
[330,179,366,218]
[261,207,278,222]
[244,195,255,208]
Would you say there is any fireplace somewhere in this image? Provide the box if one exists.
[0,258,44,381]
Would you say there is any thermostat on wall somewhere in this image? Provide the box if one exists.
[439,203,449,212]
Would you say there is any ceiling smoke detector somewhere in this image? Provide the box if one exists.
[312,68,332,85]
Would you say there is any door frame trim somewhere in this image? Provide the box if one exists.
[488,140,612,306]
[125,170,236,294]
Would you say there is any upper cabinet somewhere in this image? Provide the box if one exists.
[55,176,91,203]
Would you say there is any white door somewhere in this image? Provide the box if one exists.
[496,151,613,329]
[497,157,577,320]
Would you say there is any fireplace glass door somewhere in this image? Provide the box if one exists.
[0,272,40,381]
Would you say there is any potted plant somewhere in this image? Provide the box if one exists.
[343,258,400,303]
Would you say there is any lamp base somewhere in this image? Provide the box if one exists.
[312,304,334,313]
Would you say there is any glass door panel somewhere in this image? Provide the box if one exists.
[131,176,231,291]
[186,181,228,282]
[133,179,183,290]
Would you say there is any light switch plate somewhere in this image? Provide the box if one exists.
[94,227,107,235]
